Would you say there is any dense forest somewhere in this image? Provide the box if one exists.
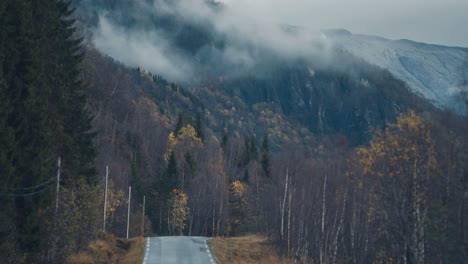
[85,51,468,264]
[0,0,97,262]
[1,0,468,263]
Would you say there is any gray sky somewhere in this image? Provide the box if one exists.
[93,0,468,82]
[219,0,468,47]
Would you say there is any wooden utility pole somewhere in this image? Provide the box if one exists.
[127,186,131,239]
[142,195,146,236]
[55,157,61,217]
[103,166,109,232]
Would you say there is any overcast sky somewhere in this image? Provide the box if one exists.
[219,0,468,47]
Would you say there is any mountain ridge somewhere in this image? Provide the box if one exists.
[325,29,468,113]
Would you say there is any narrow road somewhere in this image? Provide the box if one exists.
[143,236,217,264]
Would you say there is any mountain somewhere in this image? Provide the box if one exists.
[2,1,468,263]
[325,29,468,113]
[72,0,438,145]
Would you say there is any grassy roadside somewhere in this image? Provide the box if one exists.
[209,235,294,264]
[69,232,145,263]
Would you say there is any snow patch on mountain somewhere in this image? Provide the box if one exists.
[326,30,468,113]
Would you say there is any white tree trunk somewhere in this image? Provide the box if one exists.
[320,173,328,264]
[281,167,289,240]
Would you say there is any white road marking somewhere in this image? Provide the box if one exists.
[143,237,150,264]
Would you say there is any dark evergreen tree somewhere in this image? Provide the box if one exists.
[242,169,250,183]
[0,0,97,260]
[167,151,178,189]
[3,1,56,256]
[53,0,96,184]
[148,151,179,235]
[261,134,271,178]
[194,111,204,142]
[174,113,184,135]
[184,151,196,179]
[242,136,251,165]
[221,132,228,149]
[0,3,18,258]
[250,136,258,161]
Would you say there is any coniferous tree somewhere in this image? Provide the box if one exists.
[261,134,271,178]
[243,136,251,164]
[242,169,250,183]
[194,112,204,142]
[167,151,178,188]
[0,0,97,260]
[149,151,179,235]
[53,0,96,184]
[184,151,196,179]
[4,0,56,255]
[174,113,184,135]
[250,136,258,161]
[0,4,18,258]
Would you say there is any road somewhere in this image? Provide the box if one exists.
[143,236,217,264]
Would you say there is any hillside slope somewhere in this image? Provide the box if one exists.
[326,29,468,113]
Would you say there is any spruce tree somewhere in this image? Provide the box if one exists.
[0,4,18,258]
[250,136,258,161]
[261,134,271,178]
[167,151,178,189]
[242,169,250,183]
[0,0,97,260]
[53,0,96,184]
[4,0,56,255]
[194,112,204,142]
[174,113,184,135]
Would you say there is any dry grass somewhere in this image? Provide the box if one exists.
[69,232,145,264]
[209,235,294,264]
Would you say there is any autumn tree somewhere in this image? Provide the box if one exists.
[229,180,246,235]
[102,180,126,231]
[194,112,205,142]
[358,111,437,264]
[169,189,189,235]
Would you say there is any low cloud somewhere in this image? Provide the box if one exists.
[93,16,194,81]
[89,0,334,82]
[86,0,466,86]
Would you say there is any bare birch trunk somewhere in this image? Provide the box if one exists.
[281,167,289,240]
[320,173,328,264]
[331,189,348,264]
[287,189,292,256]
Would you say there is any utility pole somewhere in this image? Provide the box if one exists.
[127,186,131,239]
[51,157,61,262]
[103,166,109,232]
[55,157,61,217]
[142,195,146,236]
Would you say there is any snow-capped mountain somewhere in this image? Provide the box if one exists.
[326,30,468,113]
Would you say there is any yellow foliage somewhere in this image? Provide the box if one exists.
[169,189,189,235]
[230,180,246,199]
[178,125,202,144]
[165,132,177,160]
[103,180,126,226]
[358,111,436,179]
[164,125,202,160]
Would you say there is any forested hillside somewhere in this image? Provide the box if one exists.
[1,0,468,263]
[82,47,468,263]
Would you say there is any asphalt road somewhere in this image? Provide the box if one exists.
[143,236,217,264]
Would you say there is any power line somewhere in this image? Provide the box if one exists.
[97,175,106,185]
[6,176,56,191]
[0,183,56,197]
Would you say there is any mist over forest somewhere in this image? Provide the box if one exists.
[0,0,467,263]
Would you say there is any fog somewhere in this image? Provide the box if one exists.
[87,0,339,82]
[82,0,467,87]
[217,0,468,47]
